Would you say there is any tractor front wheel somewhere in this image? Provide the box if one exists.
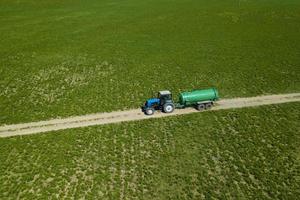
[145,108,155,115]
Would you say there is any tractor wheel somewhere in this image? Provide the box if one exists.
[205,102,212,110]
[197,104,205,111]
[163,104,175,113]
[145,108,155,115]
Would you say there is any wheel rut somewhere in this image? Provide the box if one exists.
[0,93,299,138]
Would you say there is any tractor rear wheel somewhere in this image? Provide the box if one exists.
[163,104,175,113]
[197,104,205,111]
[145,108,155,115]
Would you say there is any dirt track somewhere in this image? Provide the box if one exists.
[0,93,299,138]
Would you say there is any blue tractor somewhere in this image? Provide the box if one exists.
[142,90,175,115]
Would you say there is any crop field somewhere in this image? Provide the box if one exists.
[0,103,299,199]
[1,0,300,125]
[1,0,300,199]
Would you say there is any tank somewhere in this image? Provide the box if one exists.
[178,88,219,106]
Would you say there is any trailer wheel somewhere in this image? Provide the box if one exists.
[197,104,205,111]
[205,102,212,110]
[163,104,175,113]
[145,108,155,115]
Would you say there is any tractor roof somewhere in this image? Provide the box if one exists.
[159,90,171,95]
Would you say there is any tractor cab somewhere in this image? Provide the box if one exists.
[158,90,172,106]
[142,90,175,115]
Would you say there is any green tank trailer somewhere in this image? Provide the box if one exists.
[142,88,219,115]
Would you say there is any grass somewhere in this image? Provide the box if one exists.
[0,102,299,199]
[0,1,299,199]
[1,0,299,199]
[1,0,300,125]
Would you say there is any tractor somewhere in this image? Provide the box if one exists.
[142,90,175,115]
[142,88,219,115]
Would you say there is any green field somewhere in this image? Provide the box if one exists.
[1,0,300,125]
[1,0,300,199]
[0,103,299,199]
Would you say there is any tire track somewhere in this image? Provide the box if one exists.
[0,93,299,138]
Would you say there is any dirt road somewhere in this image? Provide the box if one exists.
[0,93,299,138]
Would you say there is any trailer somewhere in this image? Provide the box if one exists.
[142,88,219,115]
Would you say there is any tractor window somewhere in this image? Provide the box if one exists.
[159,94,172,101]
